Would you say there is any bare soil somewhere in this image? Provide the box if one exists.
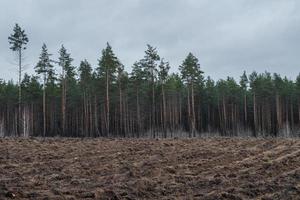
[0,138,300,200]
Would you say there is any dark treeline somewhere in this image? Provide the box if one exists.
[1,24,300,138]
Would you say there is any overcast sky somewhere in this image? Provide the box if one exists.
[0,0,299,82]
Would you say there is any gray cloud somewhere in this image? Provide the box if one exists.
[0,0,299,81]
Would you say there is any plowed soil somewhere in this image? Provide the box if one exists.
[0,138,300,200]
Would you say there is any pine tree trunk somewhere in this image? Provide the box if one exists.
[191,82,196,137]
[119,84,123,137]
[253,92,257,136]
[162,84,167,137]
[290,102,294,133]
[223,96,227,135]
[18,49,22,137]
[244,94,247,127]
[94,96,99,136]
[124,94,128,137]
[106,70,110,136]
[298,100,300,126]
[43,74,46,137]
[276,93,281,134]
[187,86,191,136]
[62,76,66,136]
[152,71,155,137]
[207,105,210,132]
[285,99,289,136]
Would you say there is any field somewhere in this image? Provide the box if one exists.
[0,138,300,200]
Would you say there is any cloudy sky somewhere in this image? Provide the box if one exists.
[0,0,299,81]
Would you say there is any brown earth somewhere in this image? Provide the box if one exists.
[0,137,300,200]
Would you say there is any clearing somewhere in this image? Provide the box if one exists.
[0,138,300,199]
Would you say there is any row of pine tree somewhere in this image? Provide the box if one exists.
[1,24,299,138]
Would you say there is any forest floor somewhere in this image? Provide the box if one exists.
[0,138,300,200]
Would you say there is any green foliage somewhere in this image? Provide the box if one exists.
[21,74,42,103]
[141,44,160,82]
[2,34,300,137]
[240,71,248,90]
[78,59,93,90]
[165,73,184,91]
[8,23,28,51]
[35,44,55,85]
[59,45,75,79]
[158,59,170,84]
[117,64,129,90]
[204,76,217,105]
[97,42,121,82]
[179,53,204,85]
[131,61,146,85]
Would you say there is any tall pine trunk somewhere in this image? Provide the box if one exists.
[136,87,141,137]
[162,84,167,137]
[62,75,66,136]
[253,92,257,136]
[191,82,196,137]
[187,86,191,136]
[18,49,22,136]
[244,93,247,127]
[119,82,123,137]
[43,73,46,137]
[105,69,110,136]
[151,71,155,137]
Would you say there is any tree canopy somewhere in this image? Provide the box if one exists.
[2,27,300,137]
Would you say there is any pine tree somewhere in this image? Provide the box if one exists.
[240,71,248,127]
[8,23,29,136]
[79,59,93,137]
[179,53,203,136]
[273,73,284,135]
[35,44,54,137]
[117,64,128,137]
[97,43,121,136]
[141,45,160,136]
[249,71,258,136]
[204,76,216,132]
[58,45,74,136]
[158,59,170,136]
[131,61,146,135]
